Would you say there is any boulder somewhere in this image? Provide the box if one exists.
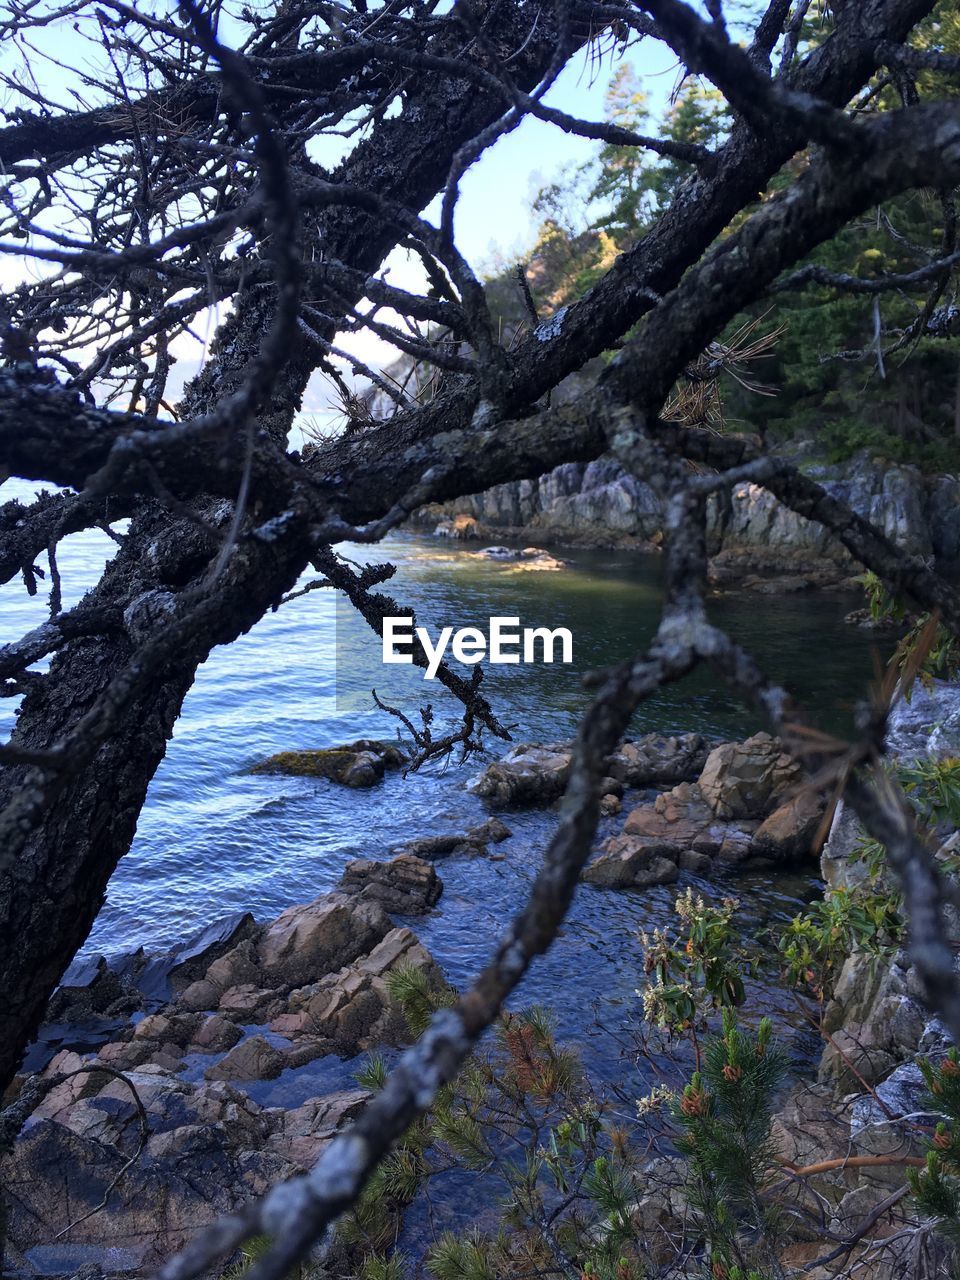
[168,912,258,992]
[257,893,390,987]
[275,927,446,1056]
[624,781,719,845]
[267,1089,370,1170]
[250,740,408,788]
[190,1014,243,1053]
[217,984,285,1021]
[204,938,262,993]
[752,789,825,861]
[337,853,442,914]
[697,732,801,820]
[132,1012,201,1046]
[582,836,679,889]
[177,979,221,1013]
[606,733,710,788]
[468,744,571,805]
[204,1034,285,1082]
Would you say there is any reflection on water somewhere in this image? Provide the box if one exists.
[0,498,888,1074]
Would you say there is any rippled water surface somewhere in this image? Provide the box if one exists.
[0,481,891,1072]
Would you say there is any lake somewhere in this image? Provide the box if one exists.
[0,485,890,1081]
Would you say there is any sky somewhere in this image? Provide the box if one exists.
[0,8,685,416]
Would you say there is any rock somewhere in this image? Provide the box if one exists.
[204,939,262,993]
[217,984,284,1021]
[678,849,713,875]
[473,544,516,559]
[278,927,446,1056]
[433,514,482,539]
[337,853,442,914]
[820,799,873,892]
[470,735,711,807]
[470,817,511,844]
[886,676,960,762]
[5,1085,295,1268]
[95,1039,167,1071]
[31,1052,105,1122]
[582,836,679,889]
[771,1082,851,1175]
[258,893,390,987]
[752,789,825,861]
[191,1014,243,1053]
[45,956,141,1024]
[423,450,960,567]
[205,1034,284,1082]
[267,1090,370,1170]
[697,733,801,820]
[468,743,571,805]
[821,952,911,1040]
[168,912,257,991]
[624,781,717,844]
[818,1027,897,1091]
[850,1064,937,1186]
[600,793,621,817]
[250,740,408,788]
[177,979,221,1012]
[606,733,710,787]
[132,1012,201,1046]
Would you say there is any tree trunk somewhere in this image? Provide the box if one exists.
[0,6,565,1092]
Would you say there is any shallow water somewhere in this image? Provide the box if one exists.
[0,485,889,1073]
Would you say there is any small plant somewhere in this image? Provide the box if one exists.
[910,1048,960,1243]
[638,889,753,1047]
[673,1010,788,1280]
[856,571,960,694]
[779,883,903,1000]
[899,755,960,829]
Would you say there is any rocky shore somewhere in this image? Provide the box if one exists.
[418,447,960,588]
[4,690,959,1278]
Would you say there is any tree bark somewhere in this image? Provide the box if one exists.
[0,1,566,1092]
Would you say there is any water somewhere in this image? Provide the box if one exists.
[0,481,890,1074]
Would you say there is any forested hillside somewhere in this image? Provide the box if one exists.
[475,8,960,472]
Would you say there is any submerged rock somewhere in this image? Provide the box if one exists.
[250,740,408,788]
[394,816,511,860]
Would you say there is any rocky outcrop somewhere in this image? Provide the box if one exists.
[583,734,826,889]
[337,852,443,914]
[417,448,960,568]
[469,733,709,806]
[5,884,449,1272]
[6,1063,367,1273]
[468,545,565,571]
[250,740,408,787]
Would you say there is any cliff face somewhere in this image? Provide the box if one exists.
[419,449,960,565]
